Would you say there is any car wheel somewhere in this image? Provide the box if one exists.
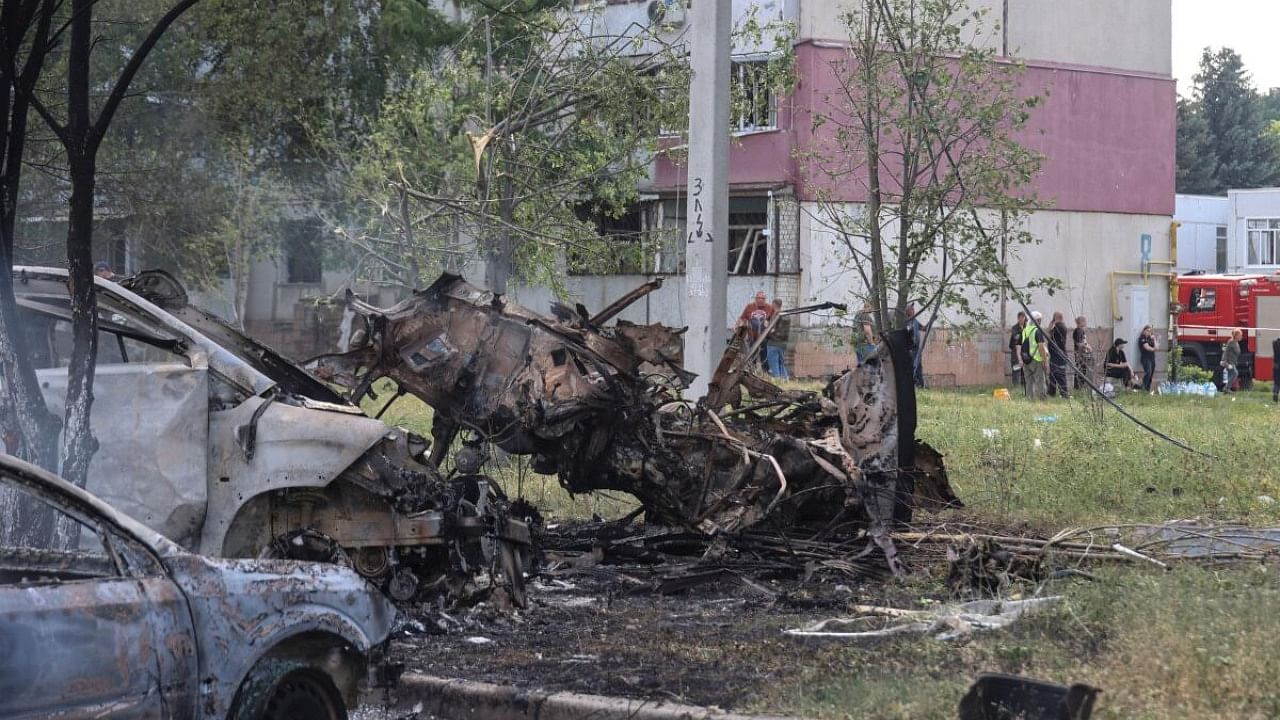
[231,658,347,720]
[263,669,346,720]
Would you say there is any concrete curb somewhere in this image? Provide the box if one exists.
[366,673,806,720]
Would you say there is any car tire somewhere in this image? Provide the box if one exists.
[230,658,347,720]
[1179,343,1206,371]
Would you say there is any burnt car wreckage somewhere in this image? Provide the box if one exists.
[0,453,396,719]
[307,273,958,571]
[3,265,954,620]
[4,268,530,605]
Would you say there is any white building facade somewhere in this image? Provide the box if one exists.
[505,0,1177,385]
[1175,189,1280,276]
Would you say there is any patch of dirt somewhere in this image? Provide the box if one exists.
[384,567,934,710]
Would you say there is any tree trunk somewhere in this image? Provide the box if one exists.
[859,7,888,332]
[58,0,99,495]
[59,157,100,492]
[0,79,61,475]
[0,0,63,547]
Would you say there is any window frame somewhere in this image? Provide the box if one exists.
[1215,224,1228,273]
[1246,218,1280,266]
[1188,287,1217,313]
[730,60,778,134]
[0,475,167,583]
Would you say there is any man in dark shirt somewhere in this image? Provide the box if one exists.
[1072,315,1093,390]
[1104,338,1136,389]
[1009,311,1027,388]
[1137,325,1158,392]
[1047,311,1070,399]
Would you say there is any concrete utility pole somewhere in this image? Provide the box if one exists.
[683,0,731,400]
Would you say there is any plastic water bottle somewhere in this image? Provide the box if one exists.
[1205,382,1217,398]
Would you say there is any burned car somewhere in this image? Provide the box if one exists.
[310,274,957,571]
[2,268,530,603]
[0,452,395,719]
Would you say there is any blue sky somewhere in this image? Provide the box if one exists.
[1174,0,1280,96]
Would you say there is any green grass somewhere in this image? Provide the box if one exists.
[920,386,1280,529]
[768,566,1280,720]
[770,386,1280,719]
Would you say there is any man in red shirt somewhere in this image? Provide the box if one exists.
[737,291,777,344]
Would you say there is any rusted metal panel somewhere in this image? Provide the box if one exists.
[164,553,397,718]
[201,396,394,556]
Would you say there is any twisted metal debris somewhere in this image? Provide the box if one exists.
[309,274,959,571]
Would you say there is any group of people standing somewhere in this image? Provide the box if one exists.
[1009,310,1088,400]
[1009,311,1160,400]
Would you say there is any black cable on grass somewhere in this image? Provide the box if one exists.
[1007,285,1216,460]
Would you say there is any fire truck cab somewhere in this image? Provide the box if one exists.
[1175,272,1280,386]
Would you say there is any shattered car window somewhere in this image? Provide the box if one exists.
[0,484,116,585]
[13,292,186,369]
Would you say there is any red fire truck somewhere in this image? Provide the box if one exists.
[1174,272,1280,386]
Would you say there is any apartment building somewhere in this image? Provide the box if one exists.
[508,0,1176,385]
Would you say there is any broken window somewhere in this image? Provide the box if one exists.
[728,197,769,275]
[282,219,323,284]
[570,204,660,275]
[13,295,185,369]
[657,196,773,276]
[731,61,777,133]
[0,480,113,583]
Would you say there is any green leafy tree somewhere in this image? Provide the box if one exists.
[1176,98,1218,195]
[1192,47,1278,191]
[334,9,694,295]
[330,6,793,295]
[805,0,1047,334]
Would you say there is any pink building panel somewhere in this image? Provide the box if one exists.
[653,124,798,190]
[653,42,1175,217]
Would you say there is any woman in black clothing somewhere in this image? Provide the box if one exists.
[1138,325,1157,392]
[1104,338,1136,389]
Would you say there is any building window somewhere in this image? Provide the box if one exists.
[728,196,769,275]
[1216,225,1227,273]
[731,61,777,133]
[283,219,323,284]
[652,196,776,276]
[570,204,655,275]
[1246,218,1280,266]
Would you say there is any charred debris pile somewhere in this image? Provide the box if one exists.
[309,274,960,582]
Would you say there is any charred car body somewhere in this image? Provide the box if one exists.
[311,274,957,569]
[0,452,396,719]
[3,268,530,602]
